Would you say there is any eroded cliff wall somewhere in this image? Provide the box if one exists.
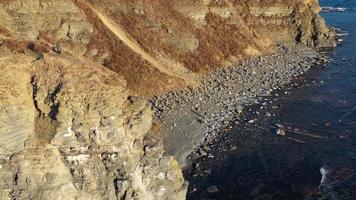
[0,43,187,199]
[0,0,335,96]
[0,0,335,199]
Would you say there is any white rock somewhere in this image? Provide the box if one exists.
[66,154,90,164]
[63,127,74,137]
[276,128,286,136]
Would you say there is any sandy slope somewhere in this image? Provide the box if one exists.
[77,0,196,84]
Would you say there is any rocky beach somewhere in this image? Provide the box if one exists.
[153,44,331,166]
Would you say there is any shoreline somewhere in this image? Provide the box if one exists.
[152,44,331,167]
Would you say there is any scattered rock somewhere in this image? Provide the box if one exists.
[276,128,286,136]
[53,43,62,54]
[249,119,257,123]
[152,45,329,166]
[206,185,218,193]
[324,122,331,127]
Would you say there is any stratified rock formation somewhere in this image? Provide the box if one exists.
[0,44,187,199]
[0,0,335,199]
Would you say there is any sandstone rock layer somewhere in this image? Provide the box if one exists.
[0,0,335,199]
[0,46,187,199]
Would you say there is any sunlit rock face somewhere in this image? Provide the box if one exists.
[0,47,187,200]
[0,0,334,199]
[0,0,335,96]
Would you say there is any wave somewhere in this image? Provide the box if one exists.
[321,6,347,12]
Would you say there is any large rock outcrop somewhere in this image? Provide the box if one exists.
[0,44,187,200]
[0,0,335,199]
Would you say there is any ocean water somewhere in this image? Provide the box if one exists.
[186,1,356,199]
[319,0,356,9]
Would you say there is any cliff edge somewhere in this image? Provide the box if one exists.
[0,0,335,199]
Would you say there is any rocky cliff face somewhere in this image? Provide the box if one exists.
[69,0,334,96]
[0,0,335,199]
[0,44,187,199]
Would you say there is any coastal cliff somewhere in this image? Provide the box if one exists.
[0,0,335,199]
